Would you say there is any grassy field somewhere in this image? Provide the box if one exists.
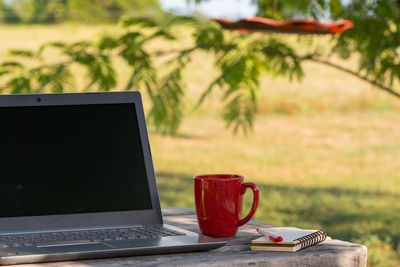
[1,24,400,266]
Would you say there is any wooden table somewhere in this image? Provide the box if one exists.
[19,207,367,267]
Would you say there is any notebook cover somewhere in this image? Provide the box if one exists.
[250,227,327,252]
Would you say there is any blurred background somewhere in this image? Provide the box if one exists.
[1,0,400,265]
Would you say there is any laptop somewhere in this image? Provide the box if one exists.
[0,92,226,265]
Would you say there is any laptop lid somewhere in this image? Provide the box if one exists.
[0,92,163,233]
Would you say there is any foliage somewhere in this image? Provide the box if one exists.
[0,0,160,23]
[0,14,307,134]
[333,0,400,92]
[1,1,400,134]
[68,0,160,23]
[0,0,21,23]
[254,0,400,97]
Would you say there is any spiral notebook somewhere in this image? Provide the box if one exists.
[250,227,327,252]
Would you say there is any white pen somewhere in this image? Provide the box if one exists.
[256,228,284,242]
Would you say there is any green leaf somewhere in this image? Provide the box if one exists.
[38,42,67,55]
[1,61,23,68]
[149,29,175,41]
[120,32,142,44]
[0,70,9,76]
[120,17,158,28]
[35,64,67,92]
[329,0,343,16]
[8,76,31,94]
[193,23,225,51]
[222,91,257,135]
[8,49,34,58]
[196,76,222,109]
[97,36,120,50]
[148,64,185,135]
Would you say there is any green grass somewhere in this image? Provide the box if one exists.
[1,23,400,266]
[152,112,400,266]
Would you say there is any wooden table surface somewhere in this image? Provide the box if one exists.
[18,207,367,267]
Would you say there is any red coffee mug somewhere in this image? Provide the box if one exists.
[194,174,259,238]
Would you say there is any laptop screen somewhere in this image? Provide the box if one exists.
[0,103,153,218]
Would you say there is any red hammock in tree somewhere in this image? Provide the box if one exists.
[214,17,353,34]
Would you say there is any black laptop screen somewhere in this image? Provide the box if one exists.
[0,103,153,218]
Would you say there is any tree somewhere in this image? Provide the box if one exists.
[31,0,67,23]
[1,1,399,134]
[1,0,21,23]
[0,0,160,24]
[68,0,160,23]
[254,0,400,97]
[68,0,159,22]
[5,0,65,23]
[0,14,305,134]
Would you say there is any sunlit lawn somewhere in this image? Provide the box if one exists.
[1,24,400,266]
[151,111,400,266]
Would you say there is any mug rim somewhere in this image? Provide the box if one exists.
[193,174,244,180]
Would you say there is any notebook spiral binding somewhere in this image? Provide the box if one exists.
[295,230,327,249]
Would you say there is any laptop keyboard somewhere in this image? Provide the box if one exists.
[0,226,185,248]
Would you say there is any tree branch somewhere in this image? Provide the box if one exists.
[309,57,400,98]
[151,46,400,99]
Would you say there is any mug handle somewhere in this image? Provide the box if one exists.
[236,182,259,227]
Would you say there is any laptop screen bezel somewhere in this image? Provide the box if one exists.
[0,92,163,233]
